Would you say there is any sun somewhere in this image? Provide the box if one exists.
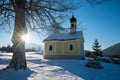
[21,34,30,43]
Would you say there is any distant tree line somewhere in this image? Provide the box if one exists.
[0,45,36,53]
[25,48,36,52]
[0,45,13,53]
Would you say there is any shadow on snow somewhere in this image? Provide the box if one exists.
[0,68,34,80]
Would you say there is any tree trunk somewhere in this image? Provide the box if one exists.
[8,0,27,69]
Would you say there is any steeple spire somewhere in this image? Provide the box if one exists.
[70,15,76,22]
[70,15,77,34]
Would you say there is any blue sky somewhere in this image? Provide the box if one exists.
[0,0,120,51]
[73,0,120,50]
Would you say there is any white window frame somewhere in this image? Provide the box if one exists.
[68,43,74,52]
[48,44,53,52]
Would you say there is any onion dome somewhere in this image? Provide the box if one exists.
[70,15,76,22]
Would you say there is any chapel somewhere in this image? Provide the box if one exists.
[43,15,85,59]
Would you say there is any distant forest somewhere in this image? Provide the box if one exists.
[0,45,36,53]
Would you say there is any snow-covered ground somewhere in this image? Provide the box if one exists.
[0,52,120,80]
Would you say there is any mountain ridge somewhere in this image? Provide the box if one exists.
[103,42,120,57]
[25,42,42,51]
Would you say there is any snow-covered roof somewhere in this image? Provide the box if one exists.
[43,31,84,41]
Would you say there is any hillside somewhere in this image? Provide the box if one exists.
[103,43,120,57]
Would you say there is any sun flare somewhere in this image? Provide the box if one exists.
[21,34,30,43]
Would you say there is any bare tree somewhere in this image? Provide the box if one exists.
[0,0,109,69]
[87,0,111,6]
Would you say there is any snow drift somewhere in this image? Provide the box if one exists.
[0,52,120,80]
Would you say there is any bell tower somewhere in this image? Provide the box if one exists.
[70,15,77,34]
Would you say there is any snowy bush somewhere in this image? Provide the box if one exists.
[112,58,120,64]
[86,60,103,69]
[101,57,112,63]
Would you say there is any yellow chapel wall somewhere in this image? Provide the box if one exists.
[63,40,79,54]
[79,36,85,54]
[44,41,55,55]
[44,39,84,55]
[56,41,62,54]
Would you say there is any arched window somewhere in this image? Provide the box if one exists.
[49,45,52,51]
[69,44,73,51]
